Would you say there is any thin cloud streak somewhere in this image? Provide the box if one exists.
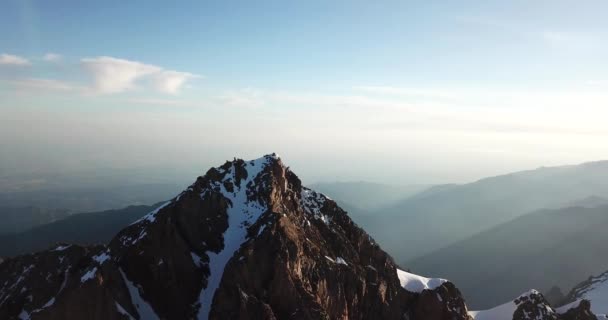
[80,56,201,95]
[0,54,31,66]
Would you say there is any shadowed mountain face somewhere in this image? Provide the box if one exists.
[363,161,608,262]
[0,203,164,257]
[0,155,475,320]
[408,204,608,309]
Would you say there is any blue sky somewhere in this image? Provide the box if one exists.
[1,0,608,183]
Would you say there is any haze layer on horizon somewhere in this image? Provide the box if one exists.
[2,1,608,185]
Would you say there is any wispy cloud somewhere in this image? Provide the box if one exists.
[42,53,62,62]
[0,54,31,66]
[152,70,200,94]
[81,56,161,94]
[80,56,200,94]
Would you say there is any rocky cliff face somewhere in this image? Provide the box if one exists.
[0,154,596,320]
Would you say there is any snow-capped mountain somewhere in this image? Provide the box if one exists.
[0,154,599,319]
[0,154,470,320]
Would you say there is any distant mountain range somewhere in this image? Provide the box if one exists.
[408,203,608,309]
[0,182,182,213]
[363,160,608,262]
[0,203,163,257]
[308,181,427,211]
[0,206,70,234]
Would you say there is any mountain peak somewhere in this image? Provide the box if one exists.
[4,155,469,319]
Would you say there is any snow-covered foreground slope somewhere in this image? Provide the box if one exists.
[469,289,598,320]
[565,270,608,317]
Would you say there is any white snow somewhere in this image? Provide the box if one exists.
[336,257,348,266]
[555,299,582,313]
[52,245,71,252]
[196,156,271,320]
[115,301,136,319]
[396,268,447,293]
[92,251,111,265]
[566,271,608,315]
[191,252,203,267]
[131,201,172,225]
[257,224,267,237]
[300,188,331,224]
[18,310,29,320]
[120,268,159,320]
[470,290,552,320]
[123,201,173,246]
[469,299,517,320]
[42,297,55,308]
[80,267,97,283]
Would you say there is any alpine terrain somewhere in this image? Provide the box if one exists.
[0,155,598,320]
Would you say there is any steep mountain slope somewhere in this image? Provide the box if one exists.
[0,155,473,320]
[364,161,608,262]
[0,203,163,257]
[409,204,608,309]
[0,206,71,235]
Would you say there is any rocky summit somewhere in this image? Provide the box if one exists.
[0,154,597,320]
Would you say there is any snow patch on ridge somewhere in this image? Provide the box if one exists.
[196,155,273,319]
[52,245,71,252]
[396,268,447,293]
[120,269,159,320]
[115,301,136,320]
[301,187,331,224]
[80,267,97,283]
[92,250,111,265]
[131,201,171,226]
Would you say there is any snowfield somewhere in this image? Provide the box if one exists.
[396,268,447,293]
